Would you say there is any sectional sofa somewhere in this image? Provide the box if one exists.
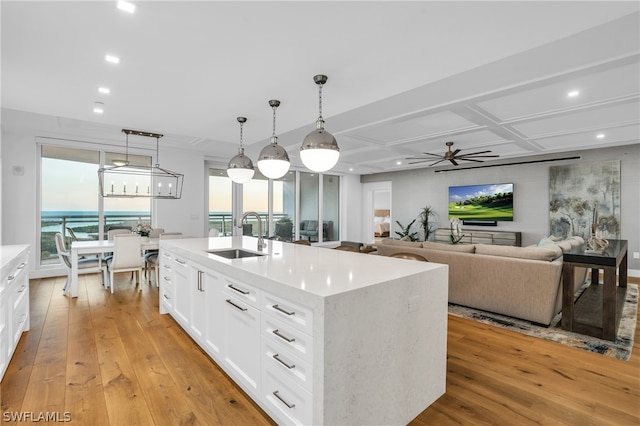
[377,237,586,325]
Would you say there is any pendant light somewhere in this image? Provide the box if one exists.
[257,99,290,179]
[98,129,184,199]
[300,74,340,172]
[226,117,255,184]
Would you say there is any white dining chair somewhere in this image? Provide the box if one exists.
[146,232,183,287]
[105,234,143,293]
[209,228,220,237]
[55,232,103,292]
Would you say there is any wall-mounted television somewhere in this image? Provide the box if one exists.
[448,183,514,222]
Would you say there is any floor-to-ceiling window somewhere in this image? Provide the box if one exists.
[40,145,151,266]
[322,174,340,242]
[206,166,338,243]
[242,170,269,237]
[208,168,233,235]
[299,172,320,241]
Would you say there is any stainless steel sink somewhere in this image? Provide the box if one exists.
[205,248,266,259]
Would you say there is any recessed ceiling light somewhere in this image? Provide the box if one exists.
[105,55,120,64]
[93,102,104,114]
[567,90,580,97]
[98,87,110,94]
[396,161,402,165]
[596,133,605,139]
[349,167,354,172]
[117,1,136,13]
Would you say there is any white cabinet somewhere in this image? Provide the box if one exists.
[170,253,190,327]
[158,250,174,314]
[203,270,224,360]
[222,278,261,397]
[1,245,30,381]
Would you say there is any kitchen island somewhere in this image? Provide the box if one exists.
[159,236,448,425]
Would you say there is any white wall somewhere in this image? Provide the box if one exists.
[362,145,640,273]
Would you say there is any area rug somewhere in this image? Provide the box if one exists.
[448,283,637,361]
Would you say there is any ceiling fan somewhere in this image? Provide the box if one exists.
[406,141,499,167]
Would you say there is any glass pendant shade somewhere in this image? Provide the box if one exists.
[257,99,290,179]
[227,117,255,183]
[257,141,290,179]
[227,148,255,183]
[300,119,340,172]
[300,74,340,172]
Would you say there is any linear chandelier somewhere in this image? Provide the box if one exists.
[98,129,184,199]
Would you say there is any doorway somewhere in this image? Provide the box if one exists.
[362,181,392,245]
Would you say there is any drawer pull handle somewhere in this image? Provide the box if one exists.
[18,263,26,269]
[228,284,249,295]
[18,314,27,325]
[163,276,171,281]
[273,329,295,343]
[175,258,186,265]
[7,275,14,281]
[163,294,171,300]
[273,354,295,369]
[17,285,27,293]
[273,391,295,409]
[273,304,295,316]
[226,299,247,312]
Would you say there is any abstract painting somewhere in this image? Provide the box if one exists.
[549,160,621,240]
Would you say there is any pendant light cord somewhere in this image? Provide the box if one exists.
[272,103,278,141]
[155,136,160,168]
[125,133,130,164]
[318,83,323,120]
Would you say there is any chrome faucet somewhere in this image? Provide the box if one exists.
[237,211,266,251]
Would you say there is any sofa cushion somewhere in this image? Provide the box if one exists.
[381,239,423,248]
[422,241,476,253]
[555,240,573,253]
[475,244,561,261]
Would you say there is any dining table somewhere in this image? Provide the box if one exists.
[67,237,159,297]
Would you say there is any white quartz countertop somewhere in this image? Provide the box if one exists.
[0,244,30,269]
[161,236,443,299]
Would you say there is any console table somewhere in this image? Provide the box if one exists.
[434,228,521,246]
[561,239,628,341]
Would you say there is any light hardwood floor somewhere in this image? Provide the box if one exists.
[1,274,638,425]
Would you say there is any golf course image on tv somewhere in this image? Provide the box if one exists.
[448,183,514,221]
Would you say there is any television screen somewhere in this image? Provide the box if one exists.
[448,183,514,221]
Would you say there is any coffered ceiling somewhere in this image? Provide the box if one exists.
[2,1,639,175]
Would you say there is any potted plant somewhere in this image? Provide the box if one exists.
[418,205,438,241]
[395,219,418,241]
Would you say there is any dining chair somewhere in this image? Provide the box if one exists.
[146,232,183,286]
[55,232,102,292]
[105,234,143,293]
[209,228,220,237]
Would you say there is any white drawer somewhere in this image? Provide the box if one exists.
[262,292,312,335]
[12,294,29,346]
[171,254,189,270]
[262,363,312,426]
[262,339,312,393]
[262,316,313,365]
[222,276,260,309]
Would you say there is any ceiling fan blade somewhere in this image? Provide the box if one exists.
[407,159,432,165]
[450,158,458,166]
[428,159,446,167]
[419,152,443,157]
[451,149,461,157]
[458,154,500,159]
[456,150,493,157]
[459,158,485,163]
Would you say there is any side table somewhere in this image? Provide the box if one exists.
[561,239,628,341]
